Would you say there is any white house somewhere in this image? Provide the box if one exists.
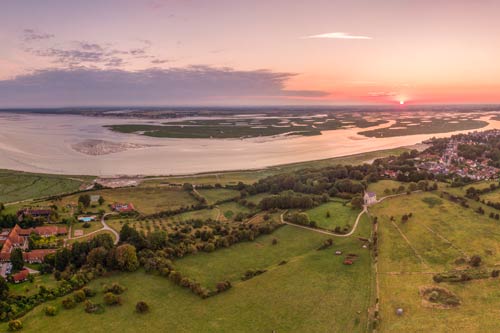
[364,192,377,205]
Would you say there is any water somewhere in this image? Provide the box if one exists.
[1,112,499,176]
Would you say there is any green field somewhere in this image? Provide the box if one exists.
[196,188,240,205]
[0,170,90,204]
[370,190,500,332]
[49,187,197,215]
[367,180,405,197]
[5,216,373,333]
[304,201,359,230]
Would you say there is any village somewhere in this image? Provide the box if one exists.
[416,131,500,180]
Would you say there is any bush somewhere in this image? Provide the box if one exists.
[103,282,126,295]
[84,300,104,314]
[271,238,278,245]
[62,297,76,309]
[135,301,149,314]
[8,320,23,331]
[82,287,96,297]
[73,289,86,303]
[82,222,91,228]
[216,280,232,293]
[103,292,122,306]
[45,305,57,316]
[469,255,482,267]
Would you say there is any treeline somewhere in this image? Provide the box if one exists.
[259,191,329,210]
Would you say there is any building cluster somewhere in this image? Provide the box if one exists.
[417,134,499,180]
[0,225,67,263]
[110,202,135,212]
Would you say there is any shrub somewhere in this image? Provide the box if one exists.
[103,282,126,295]
[84,300,104,314]
[73,290,86,303]
[469,255,482,267]
[103,292,122,306]
[317,238,333,250]
[135,301,149,314]
[8,320,23,331]
[45,305,57,316]
[82,222,91,228]
[82,287,96,297]
[62,297,76,309]
[271,238,278,245]
[216,280,232,293]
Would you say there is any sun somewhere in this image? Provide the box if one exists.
[399,100,405,105]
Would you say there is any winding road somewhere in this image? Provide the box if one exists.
[66,213,120,245]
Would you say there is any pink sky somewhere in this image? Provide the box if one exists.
[1,0,500,106]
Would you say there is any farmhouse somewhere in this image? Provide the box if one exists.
[12,269,29,283]
[17,208,52,221]
[364,192,377,205]
[0,225,67,262]
[110,202,135,213]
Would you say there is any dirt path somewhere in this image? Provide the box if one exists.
[66,213,119,245]
[280,205,368,237]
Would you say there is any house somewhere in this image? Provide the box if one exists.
[23,249,57,263]
[12,269,29,283]
[17,208,52,221]
[364,192,377,205]
[0,224,66,262]
[110,203,135,213]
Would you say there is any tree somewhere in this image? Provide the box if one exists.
[115,244,139,272]
[470,255,482,267]
[103,292,122,306]
[98,196,105,205]
[78,194,91,208]
[136,301,149,313]
[8,320,23,331]
[10,248,24,271]
[351,196,364,209]
[62,297,76,309]
[0,202,4,212]
[73,290,86,303]
[0,276,9,301]
[45,305,57,316]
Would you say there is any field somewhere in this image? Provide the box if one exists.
[304,201,359,230]
[367,180,405,197]
[369,190,500,331]
[359,117,487,138]
[4,216,374,333]
[196,188,240,204]
[49,187,197,215]
[0,169,90,204]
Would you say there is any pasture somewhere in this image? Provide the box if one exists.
[304,201,358,230]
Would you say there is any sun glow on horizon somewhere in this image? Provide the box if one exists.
[400,100,405,105]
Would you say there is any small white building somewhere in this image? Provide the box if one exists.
[364,192,377,205]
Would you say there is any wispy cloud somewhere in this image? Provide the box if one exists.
[23,29,54,42]
[367,91,397,97]
[303,32,372,40]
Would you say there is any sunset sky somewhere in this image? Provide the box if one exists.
[1,0,500,106]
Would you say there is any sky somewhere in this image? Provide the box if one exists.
[1,0,500,107]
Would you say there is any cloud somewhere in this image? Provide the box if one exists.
[23,29,54,42]
[24,39,154,68]
[151,59,169,64]
[0,66,329,107]
[303,32,372,40]
[367,91,397,97]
